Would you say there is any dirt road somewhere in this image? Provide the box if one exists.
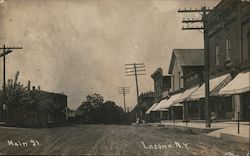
[0,125,248,155]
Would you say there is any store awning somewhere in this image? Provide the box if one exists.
[190,73,231,100]
[145,103,158,114]
[153,93,182,111]
[219,71,250,95]
[152,99,167,111]
[171,103,182,106]
[173,86,199,103]
[158,108,169,111]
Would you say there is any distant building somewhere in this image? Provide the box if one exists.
[146,68,171,121]
[130,91,154,121]
[139,91,155,115]
[151,68,171,102]
[4,87,68,127]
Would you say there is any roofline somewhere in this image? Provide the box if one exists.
[207,0,240,17]
[151,68,163,78]
[180,65,204,67]
[172,48,204,51]
[167,49,204,74]
[35,90,68,97]
[168,50,176,74]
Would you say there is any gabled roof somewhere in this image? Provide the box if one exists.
[168,49,204,74]
[151,68,163,79]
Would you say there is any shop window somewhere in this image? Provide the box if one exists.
[194,74,198,79]
[225,37,231,61]
[215,44,220,65]
[190,75,194,81]
[178,72,181,89]
[248,30,250,59]
[172,75,175,91]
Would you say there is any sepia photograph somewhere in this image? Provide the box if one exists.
[0,0,249,155]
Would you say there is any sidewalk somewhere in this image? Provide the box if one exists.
[149,120,249,143]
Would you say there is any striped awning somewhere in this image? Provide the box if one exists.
[190,73,231,100]
[153,93,182,111]
[145,103,158,114]
[173,86,199,103]
[219,71,250,95]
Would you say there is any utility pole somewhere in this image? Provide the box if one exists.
[178,7,212,128]
[0,45,22,121]
[125,63,146,120]
[118,87,129,112]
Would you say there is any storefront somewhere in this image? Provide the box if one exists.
[173,86,199,120]
[189,73,232,120]
[145,103,158,122]
[152,93,182,120]
[219,71,250,121]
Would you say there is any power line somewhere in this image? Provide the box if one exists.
[178,7,211,128]
[117,87,130,112]
[0,44,23,122]
[125,63,146,119]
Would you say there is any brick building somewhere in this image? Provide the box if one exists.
[145,68,171,121]
[206,0,250,121]
[151,68,171,102]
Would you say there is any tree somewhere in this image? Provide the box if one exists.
[5,71,57,125]
[77,94,128,124]
[86,93,104,107]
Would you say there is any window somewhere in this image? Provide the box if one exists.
[194,74,198,79]
[178,72,181,89]
[190,75,194,81]
[172,75,175,91]
[215,44,220,65]
[226,37,231,60]
[248,31,250,59]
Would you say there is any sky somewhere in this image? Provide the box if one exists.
[0,0,220,110]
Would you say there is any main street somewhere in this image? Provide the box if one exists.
[0,124,248,155]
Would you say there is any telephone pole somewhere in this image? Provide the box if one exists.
[0,45,22,121]
[118,87,129,112]
[125,63,146,119]
[178,7,212,128]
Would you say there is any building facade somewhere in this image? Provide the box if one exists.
[146,68,171,121]
[168,49,204,120]
[151,68,171,102]
[206,0,250,121]
[9,88,68,127]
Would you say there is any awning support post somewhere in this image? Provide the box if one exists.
[237,112,240,134]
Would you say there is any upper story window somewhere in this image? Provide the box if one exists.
[225,37,231,61]
[172,75,175,91]
[215,44,220,65]
[178,72,181,88]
